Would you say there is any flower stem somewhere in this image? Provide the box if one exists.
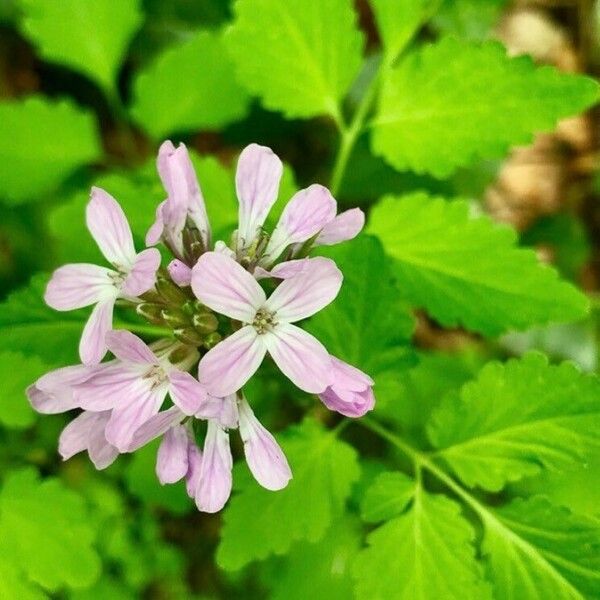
[114,322,173,339]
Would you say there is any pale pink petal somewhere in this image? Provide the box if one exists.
[87,187,136,268]
[235,144,282,250]
[27,385,78,414]
[121,248,161,297]
[194,421,233,513]
[264,324,332,393]
[36,363,97,391]
[210,394,239,429]
[167,259,192,287]
[79,297,116,365]
[330,356,374,390]
[105,330,158,365]
[146,200,166,246]
[264,257,342,322]
[214,240,236,258]
[128,406,185,451]
[185,443,203,498]
[59,412,96,460]
[315,208,364,246]
[265,184,337,261]
[320,386,375,417]
[86,411,119,469]
[156,424,190,484]
[105,382,169,451]
[270,259,311,279]
[74,363,141,411]
[191,252,265,322]
[168,370,208,416]
[45,264,114,310]
[198,326,266,396]
[238,398,291,490]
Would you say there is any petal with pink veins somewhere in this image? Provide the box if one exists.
[86,411,119,469]
[264,257,342,323]
[264,323,332,393]
[79,297,117,365]
[121,248,161,297]
[198,326,266,397]
[128,406,185,451]
[315,208,364,246]
[192,252,265,322]
[168,370,209,416]
[44,264,114,311]
[238,398,291,490]
[59,411,97,460]
[156,424,190,484]
[167,259,192,286]
[87,187,136,269]
[235,144,282,250]
[105,330,158,365]
[146,200,166,246]
[185,442,203,498]
[75,364,144,411]
[320,386,375,418]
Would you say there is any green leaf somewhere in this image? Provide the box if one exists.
[372,37,600,177]
[0,97,101,203]
[368,193,589,336]
[0,468,100,591]
[225,0,364,118]
[307,235,415,376]
[0,558,45,600]
[0,351,48,429]
[428,352,600,491]
[360,471,415,523]
[265,516,362,600]
[19,0,142,94]
[131,30,250,139]
[432,0,508,41]
[482,496,600,599]
[217,419,360,570]
[353,485,491,599]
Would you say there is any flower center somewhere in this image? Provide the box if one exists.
[253,307,277,334]
[143,365,169,390]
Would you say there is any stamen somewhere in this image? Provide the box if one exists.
[253,307,277,334]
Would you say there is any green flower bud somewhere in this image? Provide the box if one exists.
[136,303,165,325]
[173,327,204,345]
[156,276,188,304]
[161,308,190,328]
[192,312,219,334]
[203,332,222,349]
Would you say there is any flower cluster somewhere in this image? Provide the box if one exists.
[28,142,374,512]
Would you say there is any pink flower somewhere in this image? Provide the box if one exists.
[45,187,161,364]
[319,357,375,417]
[234,144,364,263]
[146,141,211,261]
[192,252,342,396]
[71,331,218,451]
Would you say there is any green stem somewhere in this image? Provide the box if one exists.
[114,322,173,339]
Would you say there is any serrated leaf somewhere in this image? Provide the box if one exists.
[360,471,414,523]
[19,0,142,94]
[265,516,362,600]
[482,496,600,599]
[0,351,48,429]
[217,419,360,570]
[368,193,588,336]
[225,0,364,118]
[0,97,101,203]
[131,30,250,138]
[372,37,600,177]
[353,486,491,599]
[0,468,100,591]
[428,352,600,491]
[307,235,415,376]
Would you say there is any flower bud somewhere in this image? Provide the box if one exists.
[192,312,219,334]
[161,308,190,328]
[203,332,222,349]
[136,303,165,325]
[156,276,189,304]
[174,327,204,345]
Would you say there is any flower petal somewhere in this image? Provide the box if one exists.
[121,248,161,297]
[79,297,116,365]
[315,208,364,246]
[238,398,291,491]
[146,200,166,246]
[214,240,236,258]
[265,184,336,261]
[45,264,114,311]
[74,363,141,412]
[105,382,169,451]
[191,252,265,322]
[319,386,375,417]
[156,424,190,484]
[128,406,185,451]
[198,326,266,397]
[168,370,209,416]
[87,187,136,269]
[330,356,374,390]
[185,442,203,498]
[264,323,332,393]
[27,384,77,414]
[194,421,233,513]
[59,411,97,460]
[86,411,119,469]
[236,144,282,250]
[264,257,342,322]
[105,330,158,365]
[209,394,239,429]
[167,259,192,287]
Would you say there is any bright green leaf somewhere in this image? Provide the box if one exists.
[217,419,360,570]
[428,352,600,491]
[372,37,600,177]
[225,0,364,118]
[482,496,600,599]
[360,471,415,523]
[131,31,250,138]
[0,351,48,429]
[0,468,100,591]
[0,97,101,203]
[19,0,142,94]
[353,486,491,599]
[0,556,45,600]
[368,193,588,336]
